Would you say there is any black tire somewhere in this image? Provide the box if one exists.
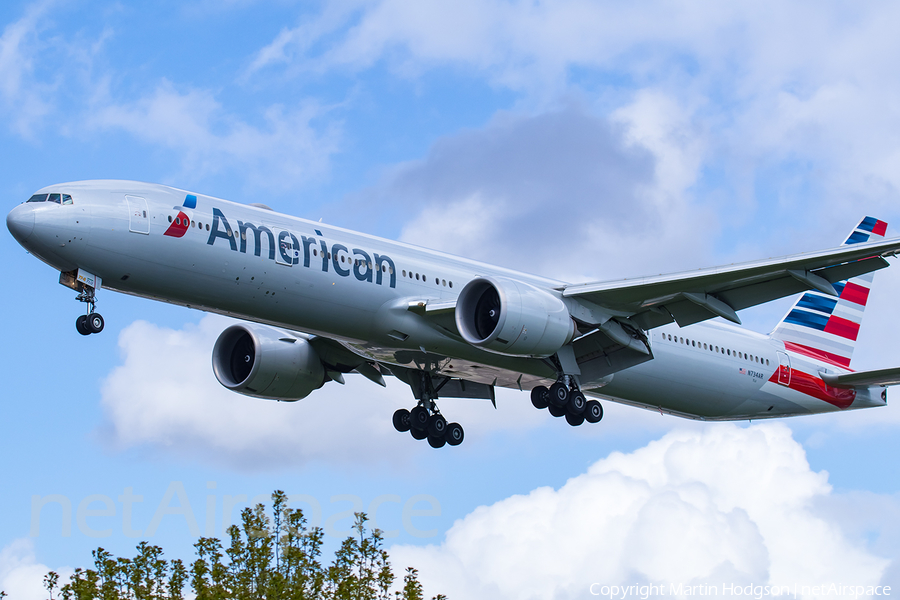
[530,386,550,409]
[548,403,566,418]
[584,400,603,423]
[411,427,428,440]
[392,408,411,432]
[565,412,585,427]
[428,435,446,449]
[87,313,104,334]
[549,382,569,407]
[445,422,464,446]
[427,414,447,438]
[76,315,91,336]
[409,406,429,430]
[567,391,586,415]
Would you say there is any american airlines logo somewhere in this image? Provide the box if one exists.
[204,207,397,288]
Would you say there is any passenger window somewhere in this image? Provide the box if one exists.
[449,281,453,288]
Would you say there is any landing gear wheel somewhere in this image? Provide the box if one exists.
[392,409,411,432]
[75,315,91,336]
[531,386,550,409]
[445,422,464,446]
[427,414,447,438]
[549,382,569,407]
[565,413,585,427]
[584,400,603,423]
[567,391,586,415]
[427,435,446,449]
[409,406,429,430]
[410,427,428,440]
[87,313,104,334]
[548,404,566,418]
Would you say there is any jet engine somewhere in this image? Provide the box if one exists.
[455,276,575,357]
[212,324,326,400]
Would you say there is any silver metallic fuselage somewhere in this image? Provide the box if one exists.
[7,180,884,420]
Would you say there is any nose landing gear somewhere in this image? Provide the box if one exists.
[74,283,104,336]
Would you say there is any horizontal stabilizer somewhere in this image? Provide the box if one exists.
[820,367,900,388]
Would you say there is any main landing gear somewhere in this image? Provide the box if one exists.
[392,403,464,448]
[74,284,104,336]
[394,370,464,448]
[530,378,603,427]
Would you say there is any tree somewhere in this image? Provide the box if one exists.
[44,571,60,600]
[49,490,444,600]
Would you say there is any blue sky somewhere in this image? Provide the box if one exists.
[3,1,900,597]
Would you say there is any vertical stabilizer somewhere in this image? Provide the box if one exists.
[770,217,887,368]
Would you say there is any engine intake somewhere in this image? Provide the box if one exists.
[455,276,575,357]
[212,324,326,400]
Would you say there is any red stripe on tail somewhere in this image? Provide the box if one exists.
[783,341,851,368]
[839,282,870,306]
[824,315,861,341]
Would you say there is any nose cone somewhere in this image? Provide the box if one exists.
[7,203,35,244]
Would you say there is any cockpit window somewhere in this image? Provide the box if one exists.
[25,192,74,204]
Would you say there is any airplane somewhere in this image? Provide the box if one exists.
[8,180,900,448]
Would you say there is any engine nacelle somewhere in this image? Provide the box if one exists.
[212,324,326,400]
[455,276,575,357]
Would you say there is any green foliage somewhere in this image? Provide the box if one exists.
[51,490,443,600]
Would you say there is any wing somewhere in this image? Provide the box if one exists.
[562,237,900,330]
[821,367,900,389]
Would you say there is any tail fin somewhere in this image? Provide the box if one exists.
[770,217,888,368]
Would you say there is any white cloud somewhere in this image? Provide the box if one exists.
[98,315,561,469]
[254,0,900,245]
[390,423,894,599]
[375,104,715,283]
[0,2,53,137]
[0,539,70,600]
[87,81,341,192]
